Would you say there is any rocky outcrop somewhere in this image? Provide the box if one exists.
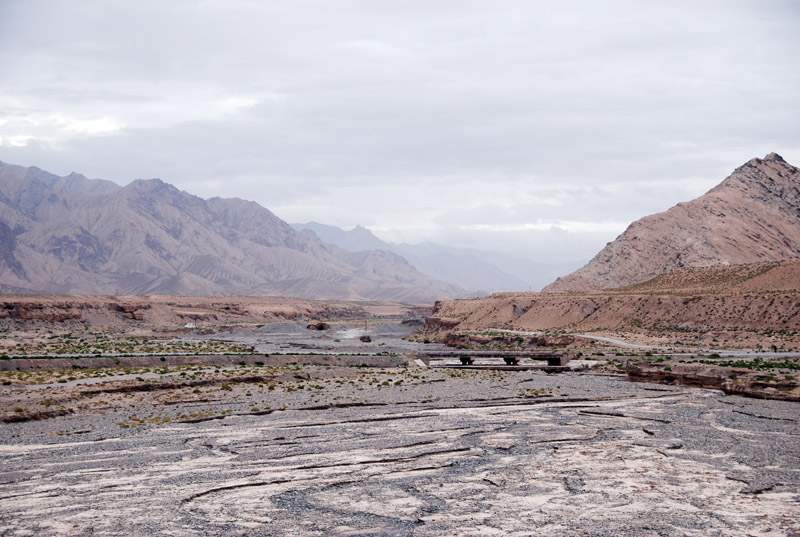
[627,361,800,402]
[424,317,462,331]
[545,153,800,292]
[114,303,151,320]
[626,361,731,390]
[0,302,84,322]
[442,332,574,349]
[0,295,431,334]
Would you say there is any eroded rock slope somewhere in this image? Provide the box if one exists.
[425,260,800,337]
[545,153,800,292]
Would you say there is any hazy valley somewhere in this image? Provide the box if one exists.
[3,1,799,534]
[2,153,800,536]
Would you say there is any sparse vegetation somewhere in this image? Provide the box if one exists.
[697,357,800,371]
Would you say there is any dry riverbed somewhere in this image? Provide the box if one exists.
[1,361,799,536]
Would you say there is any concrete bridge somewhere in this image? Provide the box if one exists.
[418,350,571,368]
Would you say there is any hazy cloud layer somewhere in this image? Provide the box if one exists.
[1,0,798,263]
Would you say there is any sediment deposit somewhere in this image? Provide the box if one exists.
[2,365,799,536]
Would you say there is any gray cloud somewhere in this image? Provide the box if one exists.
[0,0,798,264]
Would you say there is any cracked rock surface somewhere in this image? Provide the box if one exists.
[1,372,799,536]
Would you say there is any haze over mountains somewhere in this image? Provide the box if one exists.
[2,153,796,302]
[291,222,579,293]
[545,153,800,292]
[0,161,463,302]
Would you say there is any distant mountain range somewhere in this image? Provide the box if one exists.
[7,152,786,301]
[291,221,581,293]
[545,153,800,292]
[0,161,463,302]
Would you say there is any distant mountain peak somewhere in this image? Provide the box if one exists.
[740,151,787,172]
[291,221,388,253]
[128,177,167,188]
[763,152,785,163]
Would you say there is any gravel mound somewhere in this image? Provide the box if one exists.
[372,323,413,335]
[258,322,308,334]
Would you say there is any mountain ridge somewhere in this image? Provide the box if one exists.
[0,160,462,302]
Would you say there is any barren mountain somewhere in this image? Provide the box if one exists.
[545,153,800,292]
[0,161,462,301]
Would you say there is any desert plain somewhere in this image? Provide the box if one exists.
[0,295,799,536]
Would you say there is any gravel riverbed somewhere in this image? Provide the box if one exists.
[1,363,799,536]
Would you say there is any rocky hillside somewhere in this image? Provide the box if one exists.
[423,260,800,346]
[0,161,462,301]
[545,153,800,292]
[0,294,382,330]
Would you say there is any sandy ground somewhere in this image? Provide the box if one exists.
[1,362,799,537]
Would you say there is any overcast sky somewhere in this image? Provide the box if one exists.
[0,0,798,264]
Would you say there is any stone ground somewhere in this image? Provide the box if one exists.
[2,364,799,537]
